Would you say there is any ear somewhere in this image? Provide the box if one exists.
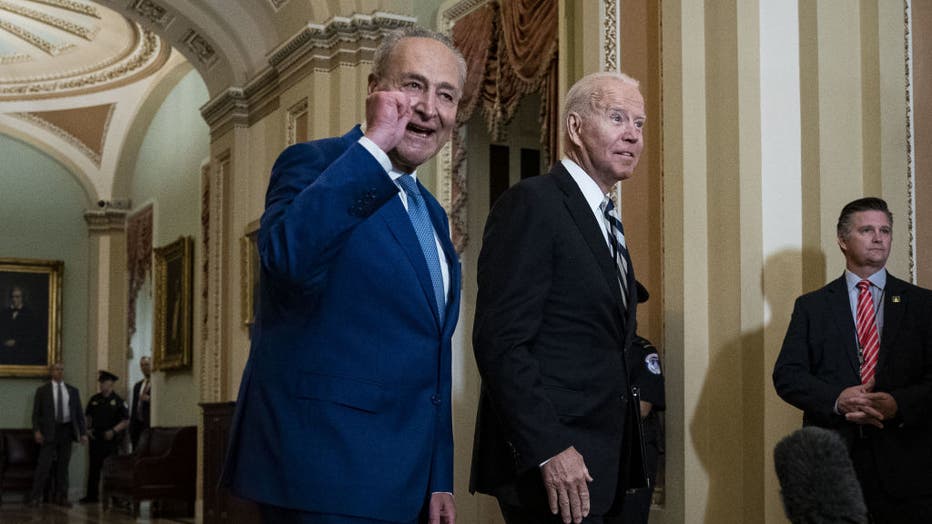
[837,234,848,253]
[367,74,379,95]
[566,112,584,148]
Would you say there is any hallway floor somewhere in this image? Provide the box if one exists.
[0,500,195,523]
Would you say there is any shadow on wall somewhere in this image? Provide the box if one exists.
[689,247,825,523]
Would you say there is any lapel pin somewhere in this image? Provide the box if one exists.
[892,296,901,303]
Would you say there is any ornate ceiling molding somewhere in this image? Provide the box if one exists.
[9,108,113,165]
[31,0,99,17]
[201,11,415,138]
[0,0,99,40]
[131,0,173,29]
[0,22,170,100]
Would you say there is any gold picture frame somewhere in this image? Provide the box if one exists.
[240,220,260,329]
[0,258,63,377]
[154,237,193,371]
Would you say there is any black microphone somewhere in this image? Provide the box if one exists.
[773,426,868,524]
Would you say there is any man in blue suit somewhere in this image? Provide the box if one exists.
[222,26,465,524]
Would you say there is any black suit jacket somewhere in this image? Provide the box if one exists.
[773,273,932,497]
[129,379,150,442]
[470,164,641,514]
[32,381,86,443]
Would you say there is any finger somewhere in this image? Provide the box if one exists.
[546,483,559,515]
[579,481,591,516]
[864,377,875,391]
[558,487,572,524]
[568,484,582,524]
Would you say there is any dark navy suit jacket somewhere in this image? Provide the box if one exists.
[222,126,461,521]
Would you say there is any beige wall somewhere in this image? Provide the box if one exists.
[659,1,914,523]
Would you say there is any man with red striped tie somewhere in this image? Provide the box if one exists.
[774,197,932,523]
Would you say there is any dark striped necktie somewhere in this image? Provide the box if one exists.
[600,196,631,309]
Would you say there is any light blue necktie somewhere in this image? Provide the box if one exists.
[397,175,445,322]
[601,197,631,309]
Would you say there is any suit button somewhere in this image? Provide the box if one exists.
[619,393,627,403]
[430,394,441,405]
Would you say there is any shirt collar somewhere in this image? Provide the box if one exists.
[844,268,887,292]
[561,158,610,213]
[389,168,417,183]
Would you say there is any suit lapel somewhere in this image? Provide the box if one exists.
[878,274,906,375]
[827,275,861,377]
[551,167,626,319]
[380,196,442,327]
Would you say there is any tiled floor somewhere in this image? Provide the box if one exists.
[0,500,195,523]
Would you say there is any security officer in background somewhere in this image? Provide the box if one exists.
[609,282,666,524]
[80,370,129,504]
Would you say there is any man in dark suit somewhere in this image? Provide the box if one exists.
[773,197,932,523]
[222,26,465,524]
[129,356,151,448]
[27,361,87,507]
[471,72,648,524]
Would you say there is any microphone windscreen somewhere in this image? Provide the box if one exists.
[773,427,868,524]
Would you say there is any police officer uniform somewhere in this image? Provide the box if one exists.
[81,370,129,503]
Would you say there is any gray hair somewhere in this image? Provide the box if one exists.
[372,26,467,87]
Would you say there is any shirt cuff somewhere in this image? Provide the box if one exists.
[358,136,392,174]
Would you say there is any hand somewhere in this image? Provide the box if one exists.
[104,430,114,441]
[863,392,898,420]
[3,339,14,347]
[835,379,874,415]
[34,431,43,444]
[639,400,653,419]
[364,90,412,153]
[141,392,150,402]
[540,446,593,524]
[80,435,88,445]
[427,492,455,524]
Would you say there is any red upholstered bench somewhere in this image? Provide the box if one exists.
[101,426,196,517]
[0,428,40,505]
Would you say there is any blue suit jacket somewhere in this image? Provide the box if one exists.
[222,126,461,521]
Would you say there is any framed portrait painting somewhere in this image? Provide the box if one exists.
[154,237,193,371]
[0,258,63,377]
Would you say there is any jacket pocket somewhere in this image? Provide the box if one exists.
[543,385,587,418]
[296,373,386,413]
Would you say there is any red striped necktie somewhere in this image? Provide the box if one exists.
[856,280,880,384]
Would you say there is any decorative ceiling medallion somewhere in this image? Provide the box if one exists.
[131,0,173,30]
[31,0,98,17]
[0,0,168,100]
[0,0,98,40]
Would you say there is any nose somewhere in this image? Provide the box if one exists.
[622,123,640,143]
[411,90,436,119]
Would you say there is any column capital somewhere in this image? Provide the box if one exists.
[84,209,128,233]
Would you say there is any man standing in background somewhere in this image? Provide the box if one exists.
[774,197,932,523]
[129,356,151,448]
[27,361,87,507]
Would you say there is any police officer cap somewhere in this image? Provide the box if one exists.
[635,280,650,304]
[98,370,119,383]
